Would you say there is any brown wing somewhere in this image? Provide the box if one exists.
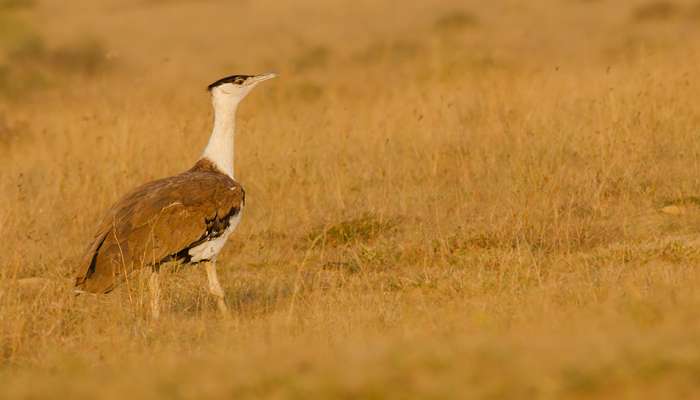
[75,162,244,294]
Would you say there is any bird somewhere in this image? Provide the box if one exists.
[74,72,277,318]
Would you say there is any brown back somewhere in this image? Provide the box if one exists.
[75,159,244,293]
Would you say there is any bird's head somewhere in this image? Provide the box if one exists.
[207,73,277,105]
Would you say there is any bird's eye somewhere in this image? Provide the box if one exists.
[235,77,245,84]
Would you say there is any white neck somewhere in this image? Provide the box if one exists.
[201,95,239,178]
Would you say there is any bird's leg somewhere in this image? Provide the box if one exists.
[148,266,161,320]
[204,260,229,317]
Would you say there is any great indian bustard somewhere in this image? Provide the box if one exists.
[74,72,277,318]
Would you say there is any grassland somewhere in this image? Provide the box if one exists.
[2,0,700,398]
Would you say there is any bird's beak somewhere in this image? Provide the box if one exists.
[247,72,278,85]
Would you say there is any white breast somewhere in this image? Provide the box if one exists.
[188,211,243,263]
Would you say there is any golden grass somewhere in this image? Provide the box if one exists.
[3,0,700,398]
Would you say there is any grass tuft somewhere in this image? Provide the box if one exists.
[632,1,680,21]
[433,10,478,32]
[308,214,401,247]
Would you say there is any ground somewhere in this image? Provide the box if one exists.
[2,0,700,398]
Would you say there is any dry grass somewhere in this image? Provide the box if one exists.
[2,0,700,398]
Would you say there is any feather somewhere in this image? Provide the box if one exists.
[75,159,245,293]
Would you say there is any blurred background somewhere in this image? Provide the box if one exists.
[1,0,700,98]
